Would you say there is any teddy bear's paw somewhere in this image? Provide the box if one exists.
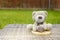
[27,24,33,31]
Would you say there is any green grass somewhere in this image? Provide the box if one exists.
[0,9,60,29]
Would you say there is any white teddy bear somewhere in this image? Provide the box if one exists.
[27,11,52,32]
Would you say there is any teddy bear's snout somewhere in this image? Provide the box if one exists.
[38,16,42,19]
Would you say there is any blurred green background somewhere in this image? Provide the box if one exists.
[0,9,60,29]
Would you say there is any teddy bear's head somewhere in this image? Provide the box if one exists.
[32,11,48,24]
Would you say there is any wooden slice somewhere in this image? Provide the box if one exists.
[32,31,51,36]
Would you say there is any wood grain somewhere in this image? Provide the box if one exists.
[0,24,60,40]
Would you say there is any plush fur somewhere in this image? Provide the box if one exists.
[27,11,52,32]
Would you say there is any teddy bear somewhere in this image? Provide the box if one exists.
[27,11,52,32]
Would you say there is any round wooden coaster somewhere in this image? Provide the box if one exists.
[32,31,51,36]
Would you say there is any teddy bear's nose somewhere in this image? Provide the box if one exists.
[38,17,42,19]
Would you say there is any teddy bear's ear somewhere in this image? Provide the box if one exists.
[44,11,48,17]
[32,11,36,16]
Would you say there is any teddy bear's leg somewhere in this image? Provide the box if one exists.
[37,25,45,32]
[44,23,52,31]
[27,24,33,31]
